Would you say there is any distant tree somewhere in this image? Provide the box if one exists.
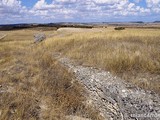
[114,27,125,30]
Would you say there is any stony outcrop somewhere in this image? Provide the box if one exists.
[34,33,46,43]
[0,34,7,40]
[56,56,160,120]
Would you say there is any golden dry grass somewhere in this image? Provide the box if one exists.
[0,29,102,120]
[0,27,160,119]
[45,27,160,94]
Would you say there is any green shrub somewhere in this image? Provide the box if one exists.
[114,27,125,30]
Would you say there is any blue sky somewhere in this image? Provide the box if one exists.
[21,0,52,8]
[0,0,160,24]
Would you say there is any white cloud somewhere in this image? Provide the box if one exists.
[29,0,154,22]
[93,0,122,4]
[0,0,27,19]
[55,0,77,3]
[33,0,57,10]
[146,0,160,13]
[146,0,160,7]
[0,0,159,24]
[34,0,46,9]
[0,0,21,6]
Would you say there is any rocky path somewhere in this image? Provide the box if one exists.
[0,34,7,40]
[55,55,160,120]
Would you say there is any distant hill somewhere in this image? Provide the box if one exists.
[154,21,160,23]
[130,21,144,23]
[0,24,35,30]
[0,23,93,31]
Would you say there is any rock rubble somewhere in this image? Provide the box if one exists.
[57,57,160,120]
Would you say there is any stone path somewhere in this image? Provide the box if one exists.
[55,55,160,120]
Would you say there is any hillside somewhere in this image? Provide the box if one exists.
[0,26,160,120]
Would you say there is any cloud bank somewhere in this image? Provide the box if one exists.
[0,0,160,24]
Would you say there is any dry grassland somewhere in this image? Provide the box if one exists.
[46,27,160,94]
[0,27,159,119]
[0,29,101,120]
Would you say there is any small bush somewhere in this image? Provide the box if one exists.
[114,27,125,30]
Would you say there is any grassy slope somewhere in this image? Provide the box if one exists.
[45,27,160,94]
[0,30,102,120]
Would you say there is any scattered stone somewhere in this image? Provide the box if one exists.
[56,56,160,120]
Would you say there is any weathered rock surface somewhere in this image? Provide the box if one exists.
[34,33,46,43]
[0,34,7,40]
[56,56,160,120]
